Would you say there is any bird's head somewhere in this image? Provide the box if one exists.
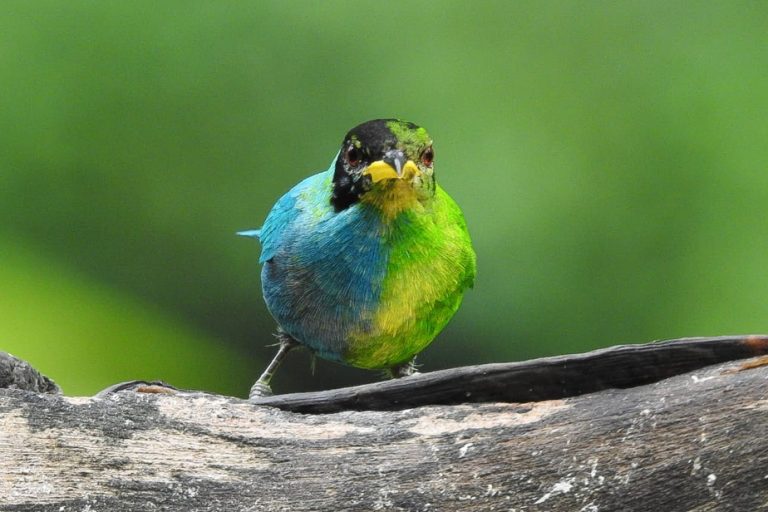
[331,119,435,214]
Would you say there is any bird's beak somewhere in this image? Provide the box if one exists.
[364,149,421,183]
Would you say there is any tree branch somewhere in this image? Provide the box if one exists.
[2,336,767,511]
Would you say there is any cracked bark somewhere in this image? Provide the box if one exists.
[1,336,768,511]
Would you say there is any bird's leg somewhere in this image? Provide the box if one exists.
[249,329,299,399]
[388,357,421,379]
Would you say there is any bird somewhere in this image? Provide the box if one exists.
[239,119,476,397]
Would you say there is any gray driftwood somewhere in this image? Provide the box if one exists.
[2,337,768,511]
[0,351,59,394]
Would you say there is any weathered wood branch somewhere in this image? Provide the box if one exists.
[250,335,768,413]
[2,336,768,511]
[0,351,59,394]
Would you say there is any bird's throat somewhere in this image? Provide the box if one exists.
[360,180,429,220]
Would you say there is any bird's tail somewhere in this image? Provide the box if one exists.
[236,229,261,240]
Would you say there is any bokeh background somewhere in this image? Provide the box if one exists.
[2,1,767,396]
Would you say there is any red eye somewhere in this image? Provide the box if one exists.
[421,146,434,167]
[346,146,361,167]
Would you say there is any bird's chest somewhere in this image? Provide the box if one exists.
[263,205,457,346]
[299,205,452,297]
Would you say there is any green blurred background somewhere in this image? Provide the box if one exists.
[2,1,767,397]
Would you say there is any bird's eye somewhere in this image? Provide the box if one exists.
[421,146,434,167]
[346,146,361,167]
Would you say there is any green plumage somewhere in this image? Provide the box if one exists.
[242,119,476,394]
[344,184,476,368]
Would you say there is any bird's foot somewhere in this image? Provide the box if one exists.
[249,380,273,399]
[248,328,300,400]
[388,358,421,378]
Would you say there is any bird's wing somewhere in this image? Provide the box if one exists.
[435,185,477,290]
[246,170,333,264]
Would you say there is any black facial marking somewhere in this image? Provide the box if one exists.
[331,119,417,211]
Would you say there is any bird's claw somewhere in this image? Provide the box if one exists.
[389,359,421,378]
[249,381,274,399]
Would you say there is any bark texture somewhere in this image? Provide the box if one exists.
[1,337,768,511]
[0,351,59,394]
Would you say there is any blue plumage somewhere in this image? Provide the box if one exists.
[236,229,261,240]
[248,162,390,362]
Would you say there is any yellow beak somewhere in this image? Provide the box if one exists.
[364,159,421,183]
